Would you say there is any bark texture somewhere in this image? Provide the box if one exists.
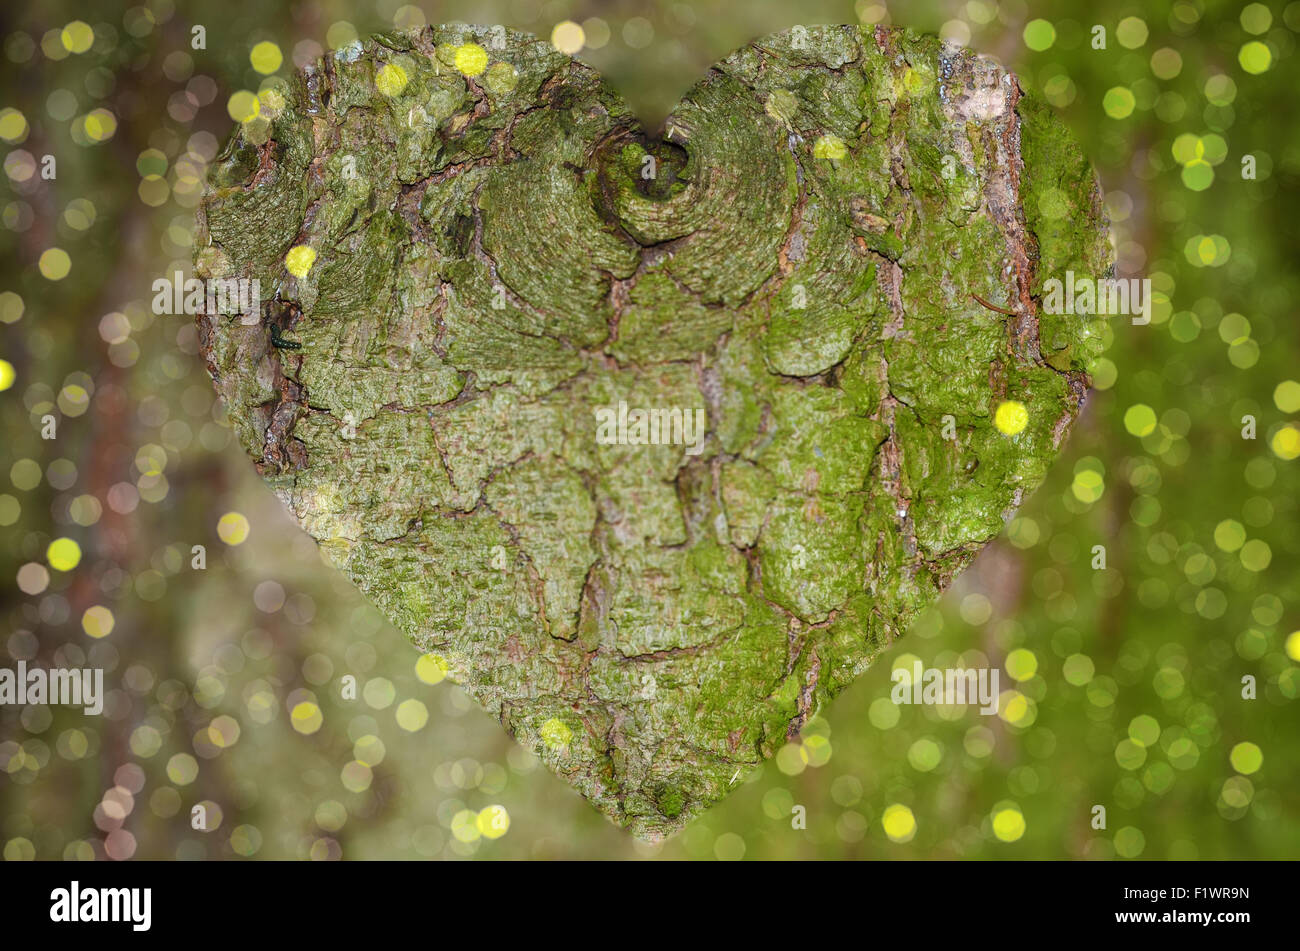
[196,24,1109,838]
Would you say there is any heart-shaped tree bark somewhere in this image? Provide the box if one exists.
[196,24,1109,838]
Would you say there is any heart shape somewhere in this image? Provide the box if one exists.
[196,24,1108,838]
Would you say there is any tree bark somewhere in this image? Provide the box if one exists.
[196,24,1108,838]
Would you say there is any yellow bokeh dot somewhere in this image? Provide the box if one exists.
[992,807,1026,842]
[0,290,23,324]
[11,459,40,491]
[60,384,89,416]
[1022,19,1056,52]
[1229,741,1263,775]
[209,715,241,748]
[775,741,808,776]
[891,652,922,679]
[1116,16,1149,49]
[63,731,90,760]
[1103,86,1136,119]
[882,803,916,843]
[0,108,28,144]
[285,244,317,278]
[39,248,72,281]
[0,497,21,528]
[1238,41,1272,74]
[1273,380,1300,413]
[477,804,510,839]
[1241,3,1273,33]
[1239,538,1271,572]
[1284,630,1300,662]
[994,400,1028,435]
[551,21,585,55]
[1000,689,1029,724]
[136,443,167,476]
[130,726,161,759]
[1271,425,1300,461]
[290,701,323,735]
[1123,403,1157,437]
[81,605,115,638]
[1214,519,1246,552]
[801,734,832,767]
[3,838,34,861]
[813,134,848,161]
[363,677,396,710]
[453,42,488,76]
[395,698,428,732]
[167,753,199,785]
[376,63,409,97]
[229,825,260,855]
[0,360,14,392]
[415,652,448,684]
[450,809,481,842]
[84,109,117,142]
[226,90,260,123]
[4,151,35,182]
[1005,648,1038,681]
[61,20,95,54]
[1071,469,1104,503]
[250,41,283,74]
[47,537,82,571]
[217,511,250,545]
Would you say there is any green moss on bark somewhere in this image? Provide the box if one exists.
[196,24,1108,838]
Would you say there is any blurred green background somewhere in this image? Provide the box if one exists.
[1,0,1297,860]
